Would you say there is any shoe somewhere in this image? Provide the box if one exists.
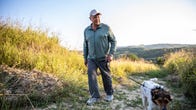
[104,95,113,102]
[86,97,100,105]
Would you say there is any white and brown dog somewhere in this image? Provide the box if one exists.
[140,78,172,110]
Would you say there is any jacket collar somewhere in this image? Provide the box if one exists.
[88,23,103,30]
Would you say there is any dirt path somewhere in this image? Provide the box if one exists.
[38,75,195,110]
[38,84,143,110]
[38,76,171,110]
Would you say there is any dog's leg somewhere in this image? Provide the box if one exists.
[147,98,153,110]
[142,96,148,110]
[144,97,148,110]
[141,86,147,110]
[141,94,145,106]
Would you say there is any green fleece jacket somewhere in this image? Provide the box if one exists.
[83,23,117,61]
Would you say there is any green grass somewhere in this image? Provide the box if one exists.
[144,69,168,78]
[125,96,142,108]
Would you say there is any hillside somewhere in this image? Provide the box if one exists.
[0,19,161,109]
[120,44,196,50]
[116,44,196,60]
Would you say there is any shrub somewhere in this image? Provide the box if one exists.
[156,56,165,65]
[164,50,196,102]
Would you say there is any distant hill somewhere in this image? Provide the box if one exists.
[118,44,196,50]
[115,44,196,60]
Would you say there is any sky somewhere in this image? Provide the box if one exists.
[1,0,196,50]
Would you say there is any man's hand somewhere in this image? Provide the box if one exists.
[106,54,113,62]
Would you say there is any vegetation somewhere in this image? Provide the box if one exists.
[117,53,139,61]
[0,19,161,109]
[0,19,88,109]
[164,50,196,102]
[116,45,196,62]
[1,18,195,109]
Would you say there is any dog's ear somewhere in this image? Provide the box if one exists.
[164,91,172,101]
[151,89,160,100]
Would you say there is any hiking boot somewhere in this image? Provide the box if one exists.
[86,97,100,105]
[104,95,113,102]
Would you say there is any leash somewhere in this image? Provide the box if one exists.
[129,77,161,90]
[129,76,144,86]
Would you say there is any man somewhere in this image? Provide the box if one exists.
[83,9,117,105]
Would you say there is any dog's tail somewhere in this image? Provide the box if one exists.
[150,78,158,81]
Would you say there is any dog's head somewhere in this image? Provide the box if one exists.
[151,87,172,110]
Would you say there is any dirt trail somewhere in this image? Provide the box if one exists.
[38,84,143,110]
[37,75,196,110]
[39,76,172,110]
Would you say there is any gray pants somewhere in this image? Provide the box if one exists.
[87,59,113,98]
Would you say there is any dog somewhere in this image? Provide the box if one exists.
[140,78,172,110]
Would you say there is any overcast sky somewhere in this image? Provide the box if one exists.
[1,0,196,50]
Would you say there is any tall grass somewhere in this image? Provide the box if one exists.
[0,19,87,85]
[110,59,161,85]
[111,59,159,76]
[164,50,196,102]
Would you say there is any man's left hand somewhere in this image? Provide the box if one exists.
[106,55,113,62]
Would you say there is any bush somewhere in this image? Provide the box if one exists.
[156,56,165,65]
[164,50,196,102]
[181,57,196,101]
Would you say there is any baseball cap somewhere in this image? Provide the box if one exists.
[89,9,101,16]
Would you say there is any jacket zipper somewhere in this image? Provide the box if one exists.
[94,30,96,59]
